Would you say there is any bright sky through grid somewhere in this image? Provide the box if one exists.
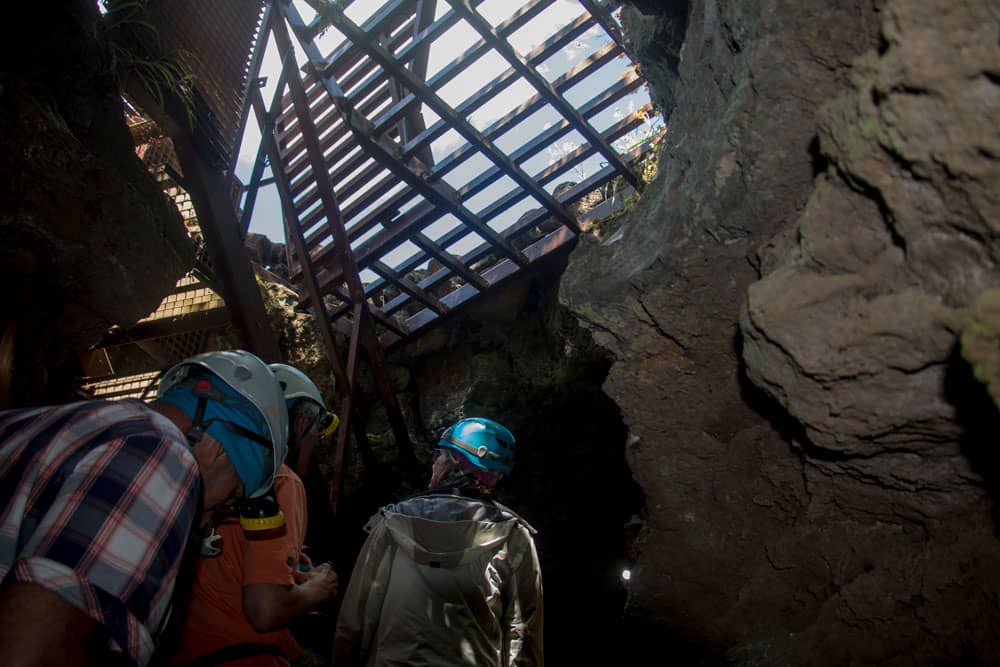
[236,0,662,284]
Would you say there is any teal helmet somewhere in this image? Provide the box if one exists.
[438,417,516,476]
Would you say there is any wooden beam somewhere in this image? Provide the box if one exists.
[251,88,352,397]
[273,3,413,485]
[329,302,364,513]
[100,307,230,347]
[305,1,580,232]
[372,260,448,316]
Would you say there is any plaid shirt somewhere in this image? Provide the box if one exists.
[0,399,200,666]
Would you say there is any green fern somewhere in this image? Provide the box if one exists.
[102,0,198,127]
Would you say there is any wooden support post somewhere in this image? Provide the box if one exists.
[170,134,282,362]
[271,2,415,510]
[358,301,414,465]
[251,89,351,398]
[329,303,364,512]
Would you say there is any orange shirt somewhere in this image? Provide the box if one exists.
[169,465,307,667]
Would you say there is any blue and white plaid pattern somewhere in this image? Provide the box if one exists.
[0,399,200,665]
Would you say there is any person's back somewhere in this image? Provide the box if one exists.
[341,493,541,666]
[333,417,543,667]
[0,398,200,665]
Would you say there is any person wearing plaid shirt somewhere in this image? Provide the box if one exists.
[0,350,290,667]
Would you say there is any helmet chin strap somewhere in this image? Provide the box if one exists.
[183,379,273,450]
[184,379,223,447]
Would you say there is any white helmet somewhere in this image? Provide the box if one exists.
[269,363,339,438]
[158,350,289,497]
[269,363,328,410]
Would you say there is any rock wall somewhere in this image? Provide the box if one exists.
[561,0,1000,662]
[0,1,193,407]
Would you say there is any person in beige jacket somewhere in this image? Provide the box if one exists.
[331,417,543,666]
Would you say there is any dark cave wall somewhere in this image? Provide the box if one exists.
[0,1,193,407]
[561,0,1000,663]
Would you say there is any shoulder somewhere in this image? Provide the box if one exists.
[274,464,305,497]
[491,500,538,535]
[115,400,197,471]
[67,399,188,447]
[1,400,194,472]
[0,399,140,436]
[274,463,303,487]
[273,464,306,517]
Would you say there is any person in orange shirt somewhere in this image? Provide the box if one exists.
[167,364,340,667]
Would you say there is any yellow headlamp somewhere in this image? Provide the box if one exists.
[238,492,285,534]
[321,412,340,438]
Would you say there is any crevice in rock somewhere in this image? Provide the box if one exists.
[808,136,829,178]
[737,331,799,435]
[945,346,1000,527]
[837,169,908,252]
[638,297,689,352]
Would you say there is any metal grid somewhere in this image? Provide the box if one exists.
[253,0,657,350]
[155,330,210,362]
[92,137,228,370]
[140,287,224,322]
[82,371,162,402]
[142,0,268,167]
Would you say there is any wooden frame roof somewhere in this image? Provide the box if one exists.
[199,0,659,508]
[244,0,659,351]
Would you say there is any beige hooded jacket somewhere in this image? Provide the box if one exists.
[334,493,543,666]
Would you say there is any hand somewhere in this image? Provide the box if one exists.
[294,561,338,604]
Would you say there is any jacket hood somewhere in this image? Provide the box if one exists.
[380,494,530,569]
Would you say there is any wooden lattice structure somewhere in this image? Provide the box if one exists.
[82,0,660,508]
[81,136,232,400]
[239,0,660,505]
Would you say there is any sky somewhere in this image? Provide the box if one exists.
[235,0,661,279]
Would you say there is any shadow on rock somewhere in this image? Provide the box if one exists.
[945,347,1000,532]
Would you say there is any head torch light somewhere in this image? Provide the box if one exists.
[319,411,340,438]
[237,489,285,534]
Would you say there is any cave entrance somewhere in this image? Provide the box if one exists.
[292,266,646,664]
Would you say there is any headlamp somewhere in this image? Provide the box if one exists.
[319,411,340,438]
[237,489,285,535]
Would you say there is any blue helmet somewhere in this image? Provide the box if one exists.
[438,417,516,475]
